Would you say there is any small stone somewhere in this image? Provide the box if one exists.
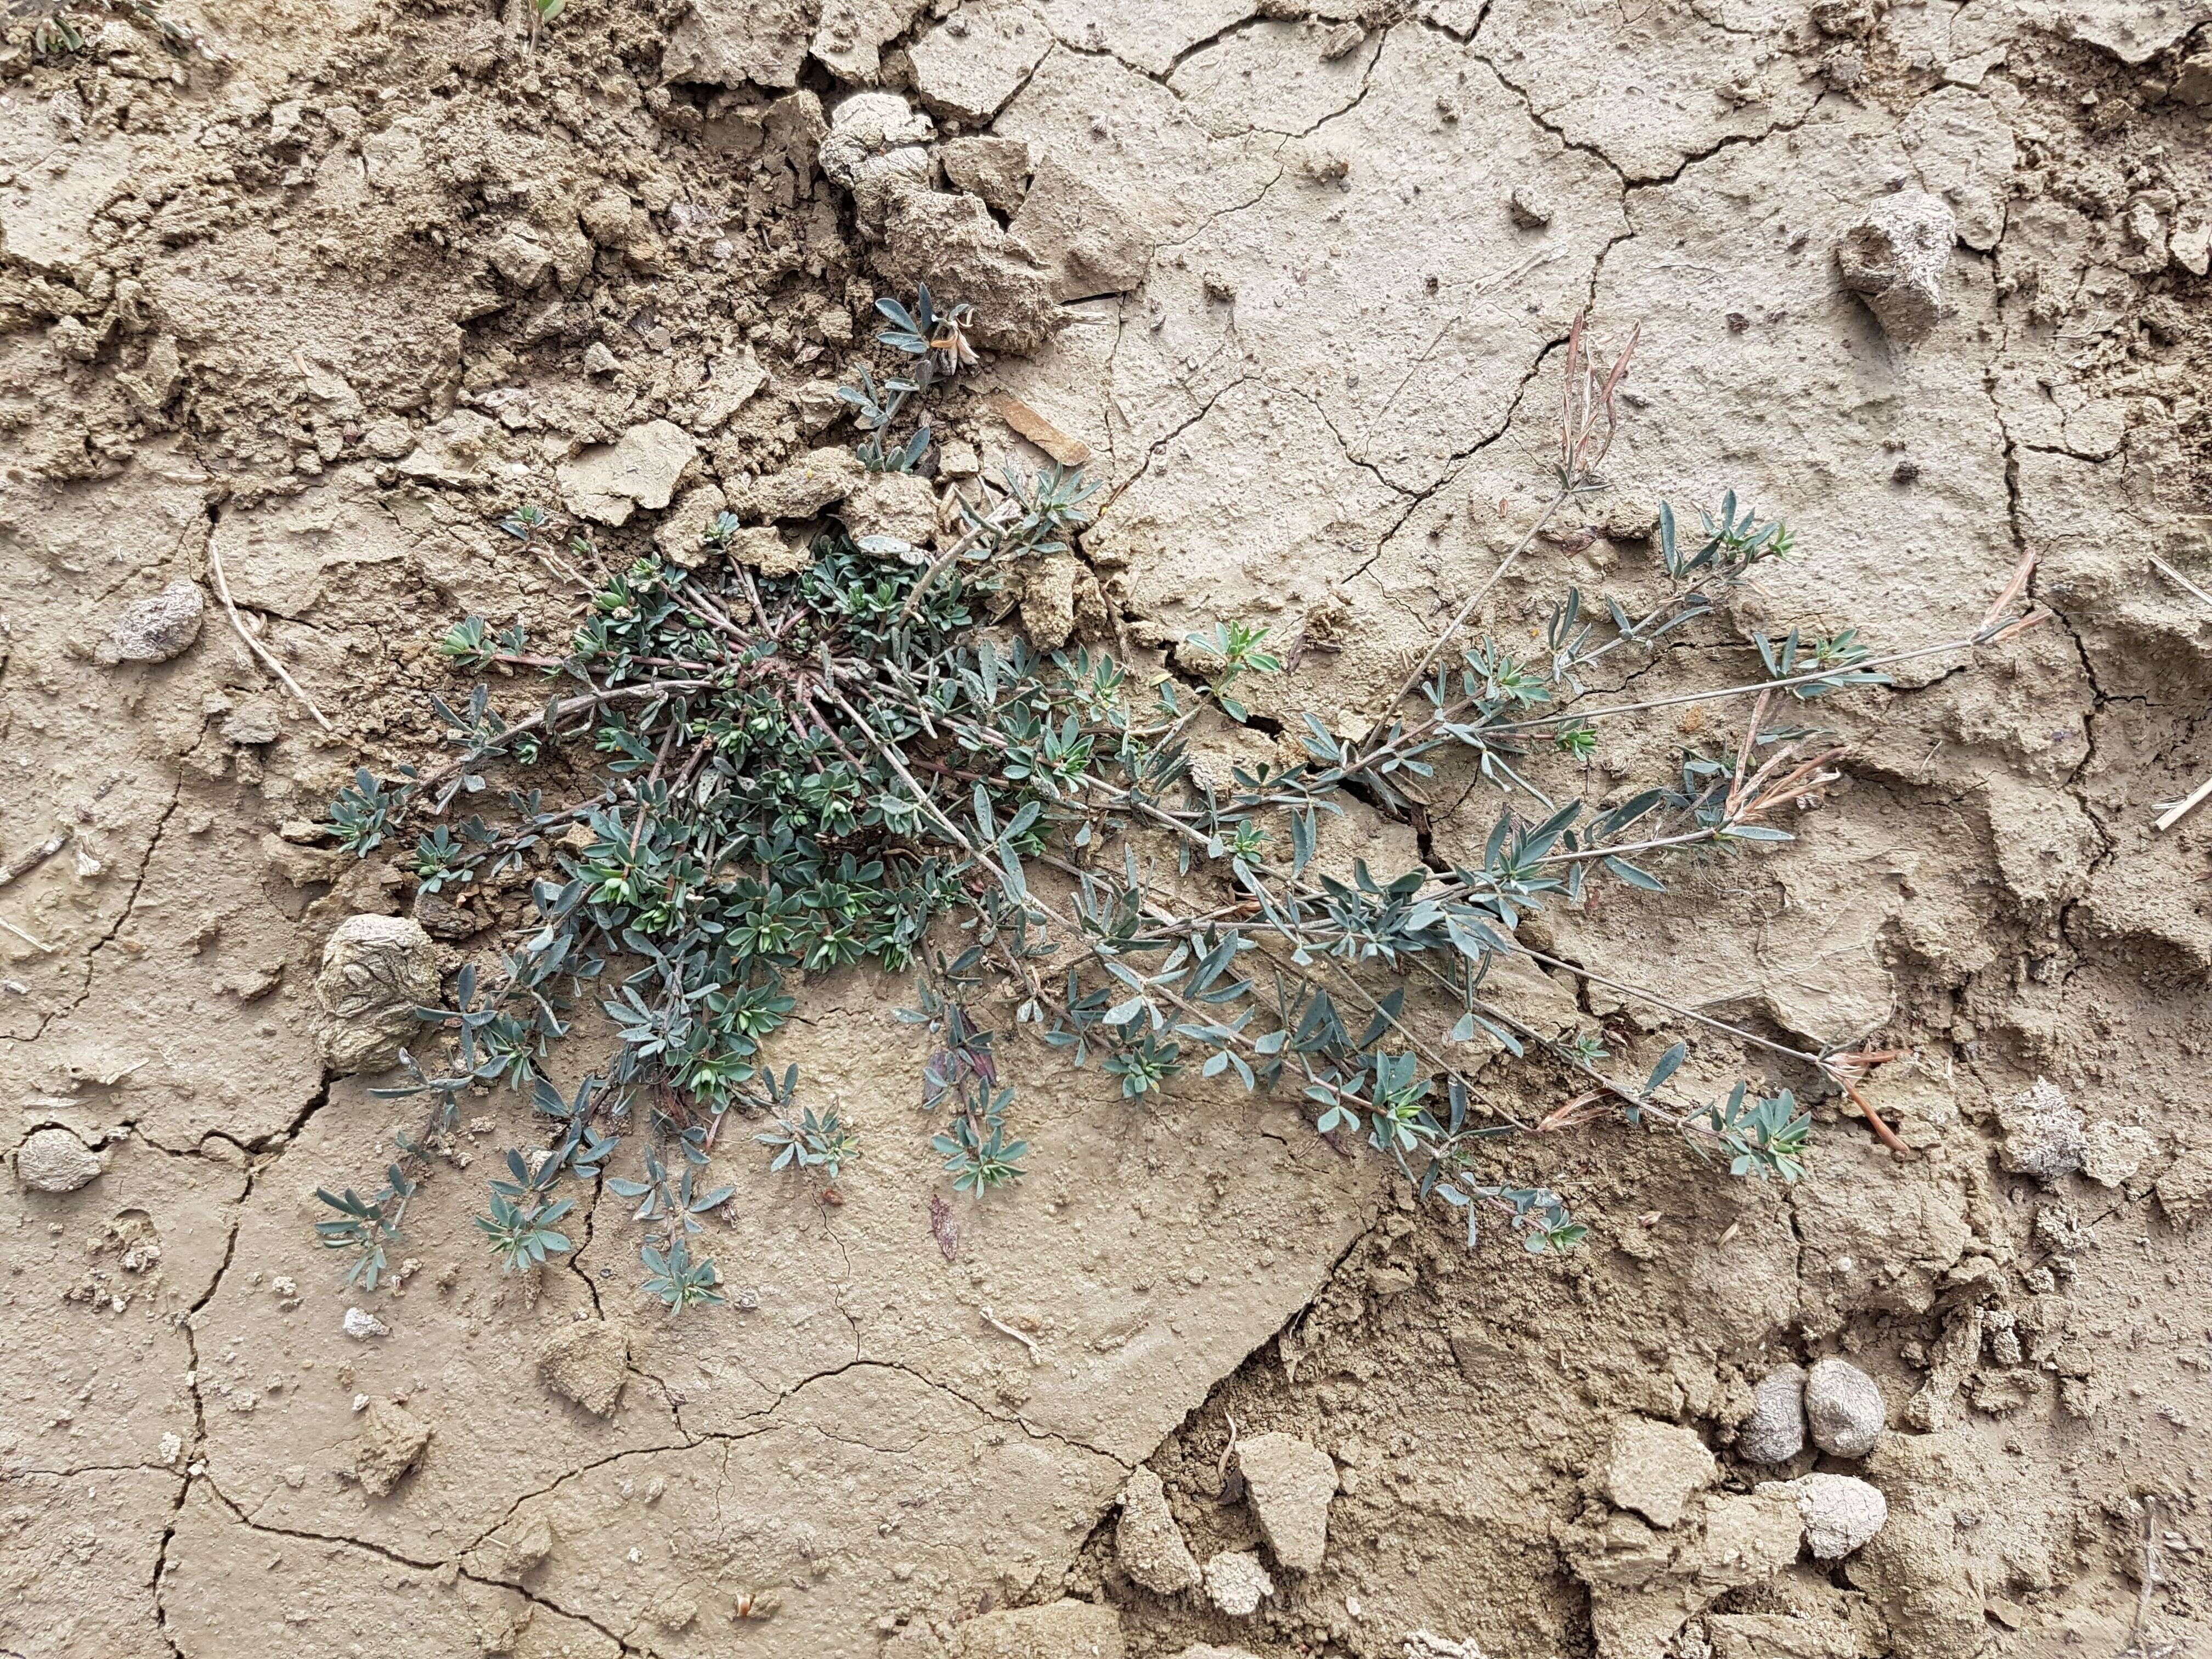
[727,525,810,578]
[354,1399,431,1497]
[1203,1550,1273,1617]
[537,1319,629,1418]
[1320,20,1365,58]
[105,580,205,664]
[342,1306,389,1340]
[1804,1358,1884,1457]
[1996,1077,2084,1183]
[940,439,981,478]
[583,340,619,376]
[2157,1146,2212,1220]
[1738,1364,1807,1464]
[1508,183,1554,227]
[1020,556,1079,651]
[655,483,730,569]
[361,415,414,459]
[504,1511,555,1575]
[411,887,479,941]
[1236,1432,1337,1572]
[487,223,555,288]
[315,914,441,1075]
[15,1127,103,1193]
[1115,1465,1202,1594]
[1786,1472,1887,1558]
[1836,191,1954,343]
[1602,1415,1717,1528]
[397,410,501,487]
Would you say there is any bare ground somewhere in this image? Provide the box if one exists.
[2,0,2210,1656]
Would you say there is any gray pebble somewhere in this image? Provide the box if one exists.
[15,1126,104,1193]
[106,579,206,664]
[1791,1472,1888,1558]
[1805,1357,1885,1457]
[1739,1363,1807,1464]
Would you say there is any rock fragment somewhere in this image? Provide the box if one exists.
[1601,1416,1717,1528]
[656,483,730,567]
[14,1127,103,1193]
[397,410,501,486]
[819,92,937,236]
[1738,1364,1807,1464]
[727,525,810,577]
[839,470,939,552]
[104,580,205,664]
[504,1511,555,1576]
[1020,556,1079,650]
[1995,1077,2083,1182]
[354,1400,432,1497]
[2080,1120,2155,1187]
[1786,1472,1888,1558]
[221,699,281,747]
[342,1306,389,1340]
[1114,1465,1202,1594]
[1203,1550,1274,1616]
[315,914,442,1075]
[950,1598,1123,1657]
[1836,191,1953,343]
[558,420,698,527]
[1235,1431,1337,1572]
[1804,1358,1884,1457]
[537,1319,629,1418]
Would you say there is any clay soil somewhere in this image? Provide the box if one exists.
[4,0,2212,1656]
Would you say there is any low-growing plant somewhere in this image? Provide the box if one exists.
[318,298,2045,1308]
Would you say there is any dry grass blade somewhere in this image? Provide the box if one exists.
[208,544,335,733]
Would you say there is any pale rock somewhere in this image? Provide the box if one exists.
[558,420,698,527]
[794,379,847,435]
[940,439,981,477]
[397,409,502,487]
[1114,1465,1201,1594]
[342,1306,390,1340]
[1996,1077,2084,1183]
[1804,1358,1884,1458]
[1786,1472,1887,1558]
[537,1319,629,1418]
[1203,1550,1273,1616]
[839,470,938,550]
[315,913,441,1075]
[941,135,1034,213]
[1009,154,1152,301]
[504,1511,555,1575]
[950,1598,1122,1657]
[361,415,415,459]
[583,341,619,376]
[656,483,730,568]
[728,446,865,521]
[910,0,1052,122]
[1235,1431,1337,1572]
[104,580,205,664]
[117,334,183,416]
[2172,208,2210,278]
[662,0,812,88]
[354,1400,432,1497]
[14,1127,103,1193]
[2080,1119,2154,1187]
[1602,1416,1716,1528]
[1836,192,1953,343]
[579,189,640,247]
[1737,1364,1807,1464]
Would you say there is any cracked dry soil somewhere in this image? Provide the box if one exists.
[4,0,2212,1656]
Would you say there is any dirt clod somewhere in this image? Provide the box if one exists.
[951,1598,1123,1657]
[1234,1431,1337,1572]
[1202,1550,1273,1616]
[1601,1416,1717,1527]
[1837,192,1955,343]
[1114,1465,1203,1594]
[536,1319,629,1419]
[353,1400,432,1498]
[1786,1471,1889,1558]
